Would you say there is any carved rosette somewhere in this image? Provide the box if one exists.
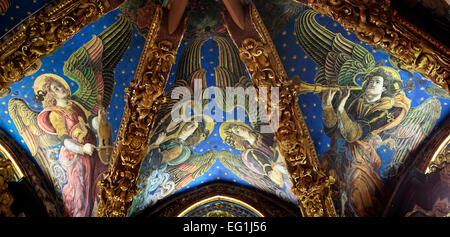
[96,5,186,217]
[296,0,450,92]
[223,3,336,217]
[0,159,15,217]
[0,0,108,88]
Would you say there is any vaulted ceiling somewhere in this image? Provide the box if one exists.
[0,0,449,217]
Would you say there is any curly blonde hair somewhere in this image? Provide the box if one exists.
[37,78,69,108]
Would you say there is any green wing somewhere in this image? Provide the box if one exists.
[425,84,450,99]
[63,16,133,113]
[295,9,375,87]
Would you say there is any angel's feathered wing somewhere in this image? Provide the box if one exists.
[295,9,375,89]
[149,37,209,140]
[8,98,67,194]
[214,36,248,87]
[213,36,250,95]
[63,16,133,113]
[165,149,217,190]
[212,36,263,129]
[218,149,285,196]
[382,97,442,176]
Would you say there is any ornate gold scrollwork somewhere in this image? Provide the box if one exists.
[295,0,450,92]
[0,159,15,217]
[428,146,450,185]
[96,5,186,217]
[223,3,336,217]
[0,0,108,89]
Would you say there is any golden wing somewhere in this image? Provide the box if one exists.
[218,149,283,194]
[166,149,217,190]
[8,98,67,194]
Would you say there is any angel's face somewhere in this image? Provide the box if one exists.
[50,82,69,99]
[365,76,386,96]
[231,125,252,140]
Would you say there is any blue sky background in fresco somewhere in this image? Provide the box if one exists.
[0,3,448,210]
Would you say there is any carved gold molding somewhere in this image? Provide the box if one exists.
[427,143,450,176]
[295,0,450,92]
[426,134,450,175]
[96,4,186,217]
[0,0,110,89]
[0,159,15,217]
[223,3,336,217]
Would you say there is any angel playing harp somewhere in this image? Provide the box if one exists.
[8,16,133,217]
[295,10,442,216]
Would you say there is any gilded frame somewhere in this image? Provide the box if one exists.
[132,181,301,217]
[295,0,450,92]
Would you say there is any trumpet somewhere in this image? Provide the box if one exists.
[294,80,362,95]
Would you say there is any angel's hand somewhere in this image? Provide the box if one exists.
[155,132,167,145]
[337,86,350,114]
[82,143,96,156]
[321,89,337,106]
[340,86,351,101]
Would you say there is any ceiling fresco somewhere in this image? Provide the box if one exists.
[120,0,304,39]
[0,0,448,217]
[0,5,146,216]
[129,36,298,215]
[274,9,450,216]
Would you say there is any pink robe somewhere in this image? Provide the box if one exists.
[38,102,107,217]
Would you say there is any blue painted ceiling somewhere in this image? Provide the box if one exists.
[0,0,448,217]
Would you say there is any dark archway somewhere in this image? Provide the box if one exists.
[132,181,302,217]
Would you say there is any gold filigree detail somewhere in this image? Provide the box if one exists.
[428,147,450,172]
[239,38,277,87]
[96,5,185,217]
[428,146,450,187]
[296,0,450,92]
[223,3,336,217]
[0,159,15,217]
[0,0,108,88]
